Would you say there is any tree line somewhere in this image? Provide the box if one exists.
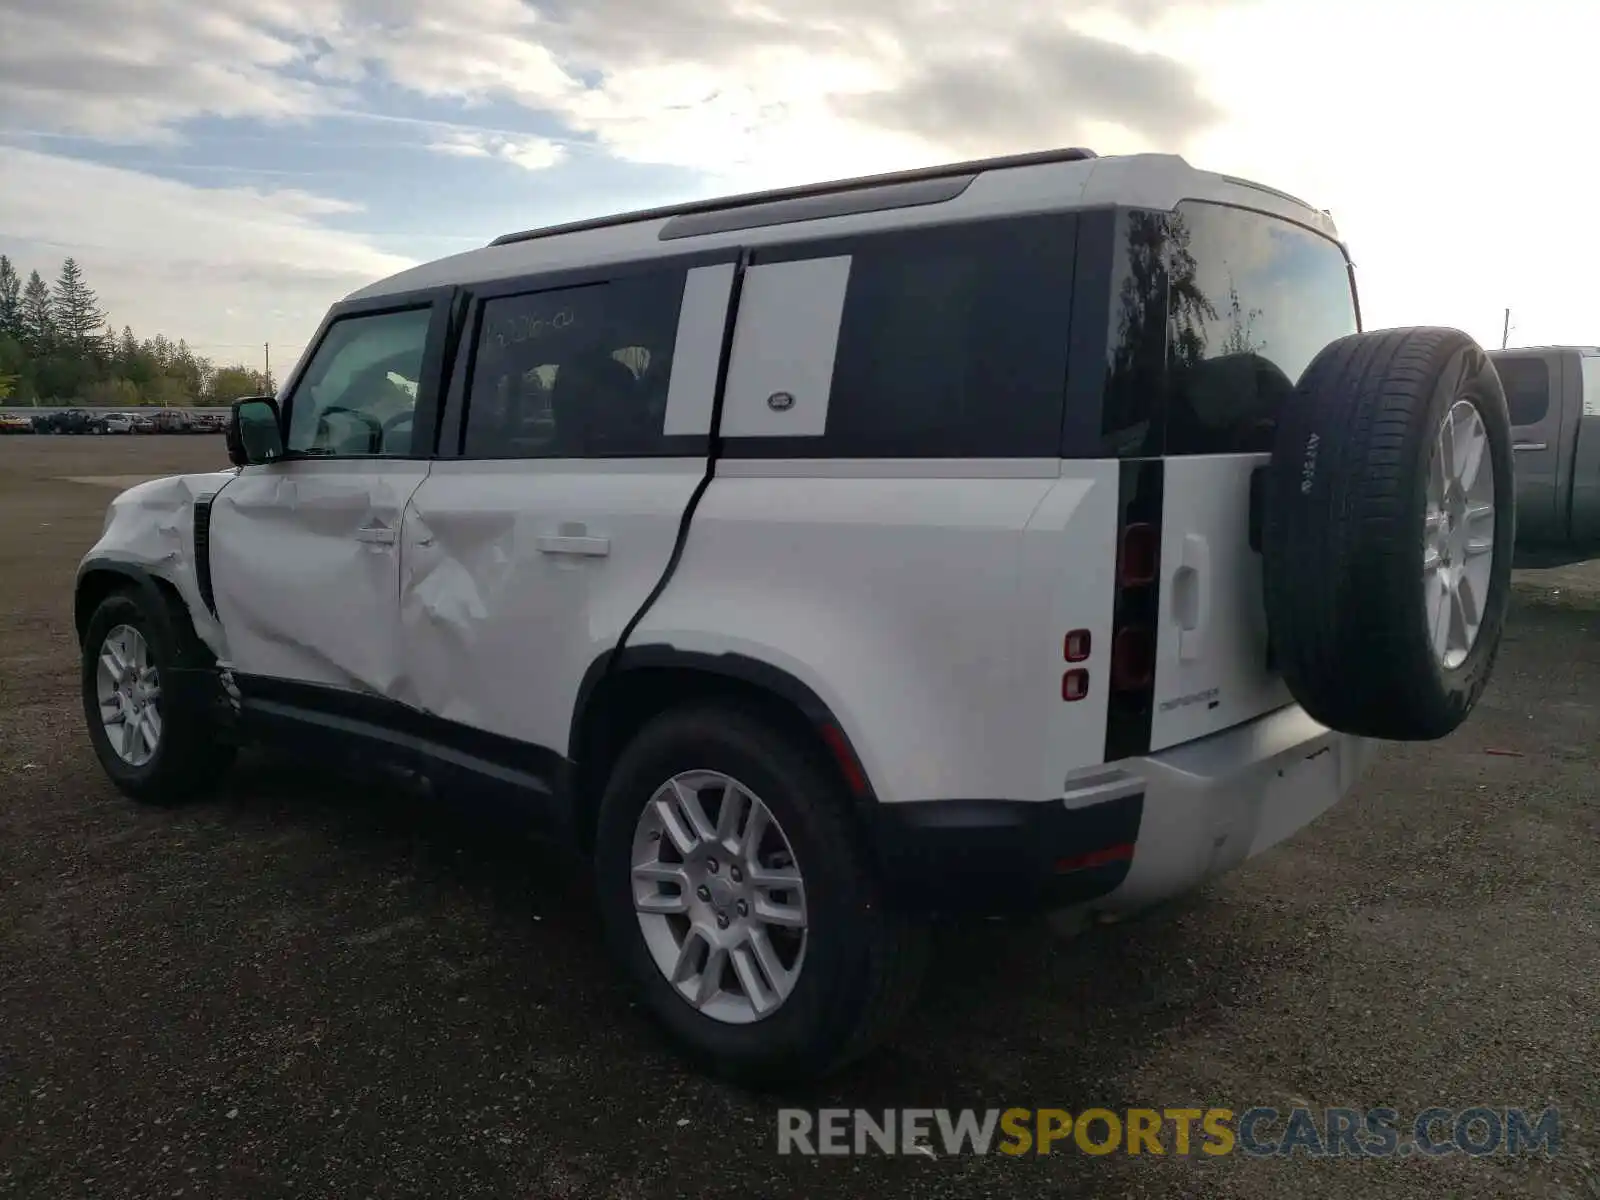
[0,255,274,407]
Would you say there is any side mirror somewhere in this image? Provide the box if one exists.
[226,396,284,467]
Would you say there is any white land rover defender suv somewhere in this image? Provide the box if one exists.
[75,147,1515,1083]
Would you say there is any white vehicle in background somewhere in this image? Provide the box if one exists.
[102,413,135,434]
[72,147,1515,1083]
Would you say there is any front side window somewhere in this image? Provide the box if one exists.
[462,269,685,458]
[285,307,431,456]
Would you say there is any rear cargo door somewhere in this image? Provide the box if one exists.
[1145,199,1360,752]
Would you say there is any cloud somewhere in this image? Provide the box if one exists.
[427,131,567,172]
[0,147,413,358]
[526,0,1221,166]
[0,0,339,141]
[0,0,1220,171]
[835,28,1222,156]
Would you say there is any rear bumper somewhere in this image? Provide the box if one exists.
[1095,704,1377,914]
[866,704,1378,918]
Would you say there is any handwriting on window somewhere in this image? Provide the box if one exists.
[493,309,577,348]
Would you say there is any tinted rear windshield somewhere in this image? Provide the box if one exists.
[1103,200,1359,455]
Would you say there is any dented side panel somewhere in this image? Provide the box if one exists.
[79,471,241,659]
[397,458,702,744]
[207,459,431,696]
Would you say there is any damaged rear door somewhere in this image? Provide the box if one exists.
[397,255,737,764]
[208,288,454,697]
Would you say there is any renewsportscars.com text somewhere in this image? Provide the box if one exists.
[777,1106,1562,1158]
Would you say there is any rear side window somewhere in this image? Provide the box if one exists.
[1495,356,1551,425]
[462,268,686,458]
[723,215,1076,457]
[1162,201,1358,454]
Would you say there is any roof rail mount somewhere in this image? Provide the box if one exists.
[488,146,1100,248]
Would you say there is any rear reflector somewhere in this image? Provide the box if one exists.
[1064,629,1092,662]
[1062,669,1089,702]
[818,723,870,798]
[1054,842,1135,873]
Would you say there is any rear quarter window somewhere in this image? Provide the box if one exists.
[721,214,1077,459]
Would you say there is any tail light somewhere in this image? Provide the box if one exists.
[1110,625,1155,691]
[1104,461,1164,762]
[1118,522,1159,588]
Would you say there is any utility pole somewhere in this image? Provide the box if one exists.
[1501,308,1511,351]
[264,341,271,388]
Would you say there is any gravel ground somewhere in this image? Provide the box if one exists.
[1,436,1596,1199]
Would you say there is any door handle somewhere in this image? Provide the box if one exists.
[356,526,397,545]
[536,533,610,557]
[1172,532,1211,661]
[1513,442,1548,452]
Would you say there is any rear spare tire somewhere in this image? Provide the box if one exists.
[1262,327,1513,741]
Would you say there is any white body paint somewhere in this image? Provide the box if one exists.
[82,151,1379,913]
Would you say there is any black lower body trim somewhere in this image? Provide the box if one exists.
[863,793,1143,916]
[234,674,577,841]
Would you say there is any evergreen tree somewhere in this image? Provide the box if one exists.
[0,257,20,340]
[0,256,237,407]
[20,271,53,351]
[52,257,107,349]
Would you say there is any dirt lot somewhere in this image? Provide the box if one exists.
[1,436,1596,1200]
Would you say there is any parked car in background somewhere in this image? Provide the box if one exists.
[150,409,190,434]
[103,413,135,434]
[130,413,157,434]
[34,409,106,435]
[1493,346,1600,566]
[0,412,34,435]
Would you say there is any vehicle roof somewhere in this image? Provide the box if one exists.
[1492,345,1600,357]
[347,149,1344,303]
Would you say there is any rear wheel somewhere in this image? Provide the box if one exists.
[594,705,928,1084]
[81,589,235,804]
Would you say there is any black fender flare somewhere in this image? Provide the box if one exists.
[568,643,877,803]
[75,557,211,669]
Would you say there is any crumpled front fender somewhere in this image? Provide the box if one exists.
[76,470,238,659]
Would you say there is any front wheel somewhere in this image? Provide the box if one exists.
[81,589,234,804]
[594,705,928,1085]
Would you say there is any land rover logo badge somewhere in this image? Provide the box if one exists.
[767,391,795,412]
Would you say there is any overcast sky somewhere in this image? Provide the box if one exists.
[0,0,1591,373]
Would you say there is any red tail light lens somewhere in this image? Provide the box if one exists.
[1064,629,1092,662]
[1119,522,1159,588]
[1062,668,1089,702]
[1110,625,1155,691]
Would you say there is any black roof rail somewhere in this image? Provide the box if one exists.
[487,146,1099,248]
